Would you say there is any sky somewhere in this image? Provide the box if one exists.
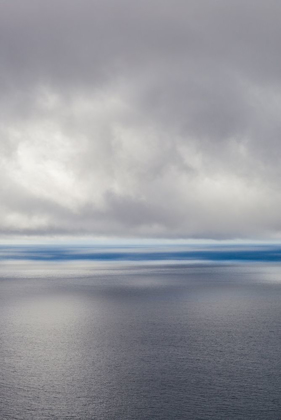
[1,0,281,241]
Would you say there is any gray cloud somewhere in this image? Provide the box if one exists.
[1,0,281,239]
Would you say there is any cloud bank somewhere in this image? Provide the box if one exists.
[1,0,281,239]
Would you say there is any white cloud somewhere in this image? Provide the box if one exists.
[1,0,281,239]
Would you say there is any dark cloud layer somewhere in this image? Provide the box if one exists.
[1,0,281,239]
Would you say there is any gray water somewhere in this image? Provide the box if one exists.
[1,262,281,419]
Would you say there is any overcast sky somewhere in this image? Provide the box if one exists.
[1,0,281,240]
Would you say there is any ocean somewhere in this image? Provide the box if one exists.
[1,245,281,419]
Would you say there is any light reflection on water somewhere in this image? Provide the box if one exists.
[1,261,281,419]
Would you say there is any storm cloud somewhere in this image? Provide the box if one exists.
[1,0,281,239]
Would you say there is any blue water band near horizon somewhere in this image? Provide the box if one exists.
[1,244,281,263]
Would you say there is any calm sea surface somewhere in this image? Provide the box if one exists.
[1,257,281,419]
